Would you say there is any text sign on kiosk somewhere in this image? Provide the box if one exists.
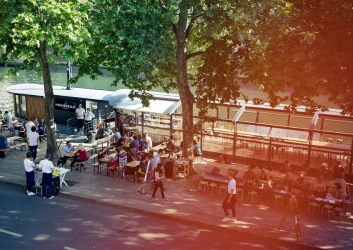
[54,99,77,111]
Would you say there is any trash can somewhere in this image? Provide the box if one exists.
[88,132,96,144]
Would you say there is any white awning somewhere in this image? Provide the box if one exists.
[109,89,181,115]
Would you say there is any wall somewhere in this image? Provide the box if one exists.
[26,96,44,120]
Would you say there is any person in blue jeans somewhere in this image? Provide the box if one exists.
[39,153,55,199]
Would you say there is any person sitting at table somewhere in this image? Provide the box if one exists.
[110,127,121,146]
[294,171,307,191]
[332,162,345,180]
[326,182,343,201]
[310,175,326,198]
[9,116,18,137]
[95,123,104,139]
[136,155,148,194]
[116,132,127,149]
[103,124,113,138]
[257,169,272,188]
[0,133,10,151]
[243,164,257,186]
[127,147,140,162]
[279,160,292,174]
[129,135,140,152]
[139,135,147,152]
[98,146,108,160]
[319,162,331,180]
[118,149,128,178]
[70,144,87,170]
[57,141,75,167]
[19,124,26,137]
[280,172,294,192]
[165,135,176,153]
[194,138,202,160]
[334,172,348,200]
[129,132,135,142]
[108,149,119,175]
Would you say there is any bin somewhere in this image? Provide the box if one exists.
[88,132,96,144]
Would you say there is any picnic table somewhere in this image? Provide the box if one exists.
[35,167,70,188]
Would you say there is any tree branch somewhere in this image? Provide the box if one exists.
[186,50,205,60]
[186,13,204,39]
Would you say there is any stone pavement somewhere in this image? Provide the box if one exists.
[0,138,353,249]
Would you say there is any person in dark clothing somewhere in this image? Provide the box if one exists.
[129,135,140,152]
[136,155,148,194]
[151,163,168,201]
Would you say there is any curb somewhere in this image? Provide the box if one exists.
[0,179,316,249]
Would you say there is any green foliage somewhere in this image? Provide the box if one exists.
[0,0,92,75]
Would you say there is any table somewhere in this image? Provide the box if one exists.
[96,137,110,149]
[8,136,22,145]
[151,143,167,151]
[98,158,110,175]
[35,167,70,188]
[126,160,140,168]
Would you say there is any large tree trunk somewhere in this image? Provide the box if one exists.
[176,2,194,157]
[38,41,58,159]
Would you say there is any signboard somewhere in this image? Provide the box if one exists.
[54,99,77,111]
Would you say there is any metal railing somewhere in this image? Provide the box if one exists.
[66,117,97,135]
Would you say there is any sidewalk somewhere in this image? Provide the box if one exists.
[0,140,352,249]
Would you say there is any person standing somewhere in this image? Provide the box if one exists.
[151,163,168,201]
[144,132,152,151]
[25,117,35,135]
[27,126,40,161]
[84,107,95,131]
[136,155,148,195]
[39,153,55,199]
[3,110,12,124]
[222,170,237,222]
[24,151,36,196]
[75,103,85,135]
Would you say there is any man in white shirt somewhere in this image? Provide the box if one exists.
[151,149,163,170]
[3,111,12,124]
[84,107,95,131]
[25,117,35,135]
[27,126,40,161]
[145,132,152,150]
[24,151,36,195]
[75,103,85,135]
[9,116,18,136]
[39,153,55,199]
[222,170,237,222]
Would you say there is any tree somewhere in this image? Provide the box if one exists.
[242,0,353,115]
[77,0,291,157]
[0,0,93,157]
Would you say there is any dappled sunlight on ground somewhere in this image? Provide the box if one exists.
[56,227,72,232]
[32,234,50,241]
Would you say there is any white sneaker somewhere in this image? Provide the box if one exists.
[222,217,232,222]
[151,197,158,201]
[26,190,29,194]
[162,198,169,201]
[27,192,35,196]
[48,196,54,200]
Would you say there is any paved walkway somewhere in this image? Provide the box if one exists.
[1,137,353,249]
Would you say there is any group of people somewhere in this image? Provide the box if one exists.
[240,161,349,202]
[24,151,56,199]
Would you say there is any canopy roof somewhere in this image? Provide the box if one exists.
[109,89,181,115]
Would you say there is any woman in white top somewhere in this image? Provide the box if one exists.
[24,151,36,196]
[222,170,237,222]
[27,125,40,161]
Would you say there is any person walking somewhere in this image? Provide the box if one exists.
[24,151,36,196]
[39,153,55,199]
[75,103,85,135]
[27,125,40,161]
[136,155,148,195]
[222,170,237,222]
[151,163,168,201]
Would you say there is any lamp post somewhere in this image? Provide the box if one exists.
[66,60,72,90]
[104,105,107,129]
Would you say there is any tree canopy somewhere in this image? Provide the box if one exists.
[0,0,93,157]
